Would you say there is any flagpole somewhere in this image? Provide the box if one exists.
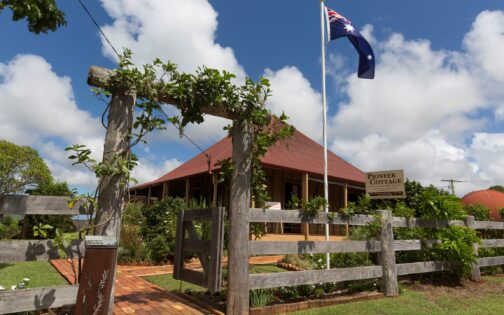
[320,0,330,270]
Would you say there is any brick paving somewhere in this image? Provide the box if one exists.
[51,255,282,314]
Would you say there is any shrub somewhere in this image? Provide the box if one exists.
[118,203,148,263]
[141,197,185,264]
[0,215,20,239]
[465,204,490,221]
[296,284,314,297]
[277,286,298,299]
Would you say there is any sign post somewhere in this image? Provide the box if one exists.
[365,170,406,199]
[75,236,118,315]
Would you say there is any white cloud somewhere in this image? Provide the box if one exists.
[0,55,102,146]
[327,11,504,195]
[331,32,484,143]
[131,157,182,184]
[100,0,245,78]
[99,0,244,145]
[264,66,323,141]
[464,10,504,83]
[0,54,104,191]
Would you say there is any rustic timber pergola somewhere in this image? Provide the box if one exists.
[88,65,255,314]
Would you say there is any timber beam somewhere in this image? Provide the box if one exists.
[88,65,240,121]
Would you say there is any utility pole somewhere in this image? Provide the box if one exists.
[441,179,463,195]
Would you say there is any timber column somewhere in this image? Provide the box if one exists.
[95,87,136,314]
[227,120,252,315]
[301,173,310,240]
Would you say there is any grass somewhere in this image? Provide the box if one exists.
[0,261,67,290]
[293,275,504,315]
[143,273,207,292]
[144,264,286,292]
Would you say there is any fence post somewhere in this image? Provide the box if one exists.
[465,215,481,281]
[173,209,185,280]
[378,210,399,296]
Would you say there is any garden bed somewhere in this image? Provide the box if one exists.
[175,289,384,315]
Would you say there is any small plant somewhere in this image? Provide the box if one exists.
[302,196,327,219]
[465,204,490,221]
[297,284,314,297]
[250,223,265,240]
[32,223,53,238]
[250,289,274,308]
[327,212,336,222]
[277,286,298,299]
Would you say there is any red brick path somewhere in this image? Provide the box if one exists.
[51,256,282,314]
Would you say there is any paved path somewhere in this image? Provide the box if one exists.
[51,255,282,314]
[51,259,210,315]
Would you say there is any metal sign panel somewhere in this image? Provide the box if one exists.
[365,170,406,199]
[85,235,118,247]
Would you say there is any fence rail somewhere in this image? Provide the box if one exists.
[0,239,84,263]
[0,195,83,314]
[0,195,83,215]
[247,208,504,296]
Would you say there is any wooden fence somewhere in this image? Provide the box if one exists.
[248,209,504,295]
[0,195,83,314]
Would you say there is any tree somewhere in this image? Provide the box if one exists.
[489,185,504,193]
[0,140,52,194]
[27,180,73,196]
[0,0,66,33]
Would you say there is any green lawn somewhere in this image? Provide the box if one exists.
[144,273,208,292]
[293,276,504,315]
[144,264,286,292]
[0,261,68,290]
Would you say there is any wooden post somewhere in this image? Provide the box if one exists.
[301,173,309,240]
[343,182,349,236]
[227,120,252,315]
[94,88,136,314]
[147,186,152,206]
[162,182,167,200]
[185,177,190,206]
[378,210,399,296]
[212,173,218,208]
[465,215,481,281]
[173,209,185,280]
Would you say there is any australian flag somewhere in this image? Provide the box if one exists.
[325,7,375,79]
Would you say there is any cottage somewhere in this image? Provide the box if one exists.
[130,128,366,238]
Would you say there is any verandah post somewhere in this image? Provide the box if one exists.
[378,210,399,296]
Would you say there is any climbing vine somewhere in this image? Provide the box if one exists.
[68,49,294,226]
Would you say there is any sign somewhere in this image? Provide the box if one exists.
[85,235,118,247]
[365,170,406,199]
[76,236,118,315]
[265,201,282,210]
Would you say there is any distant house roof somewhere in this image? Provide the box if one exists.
[134,129,365,189]
[462,189,504,221]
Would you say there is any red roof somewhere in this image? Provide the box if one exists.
[462,189,504,221]
[136,129,365,188]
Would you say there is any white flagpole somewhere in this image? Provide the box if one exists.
[320,0,330,270]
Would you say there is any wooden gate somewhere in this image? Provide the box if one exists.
[173,207,225,293]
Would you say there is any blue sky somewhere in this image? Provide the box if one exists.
[0,0,503,196]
